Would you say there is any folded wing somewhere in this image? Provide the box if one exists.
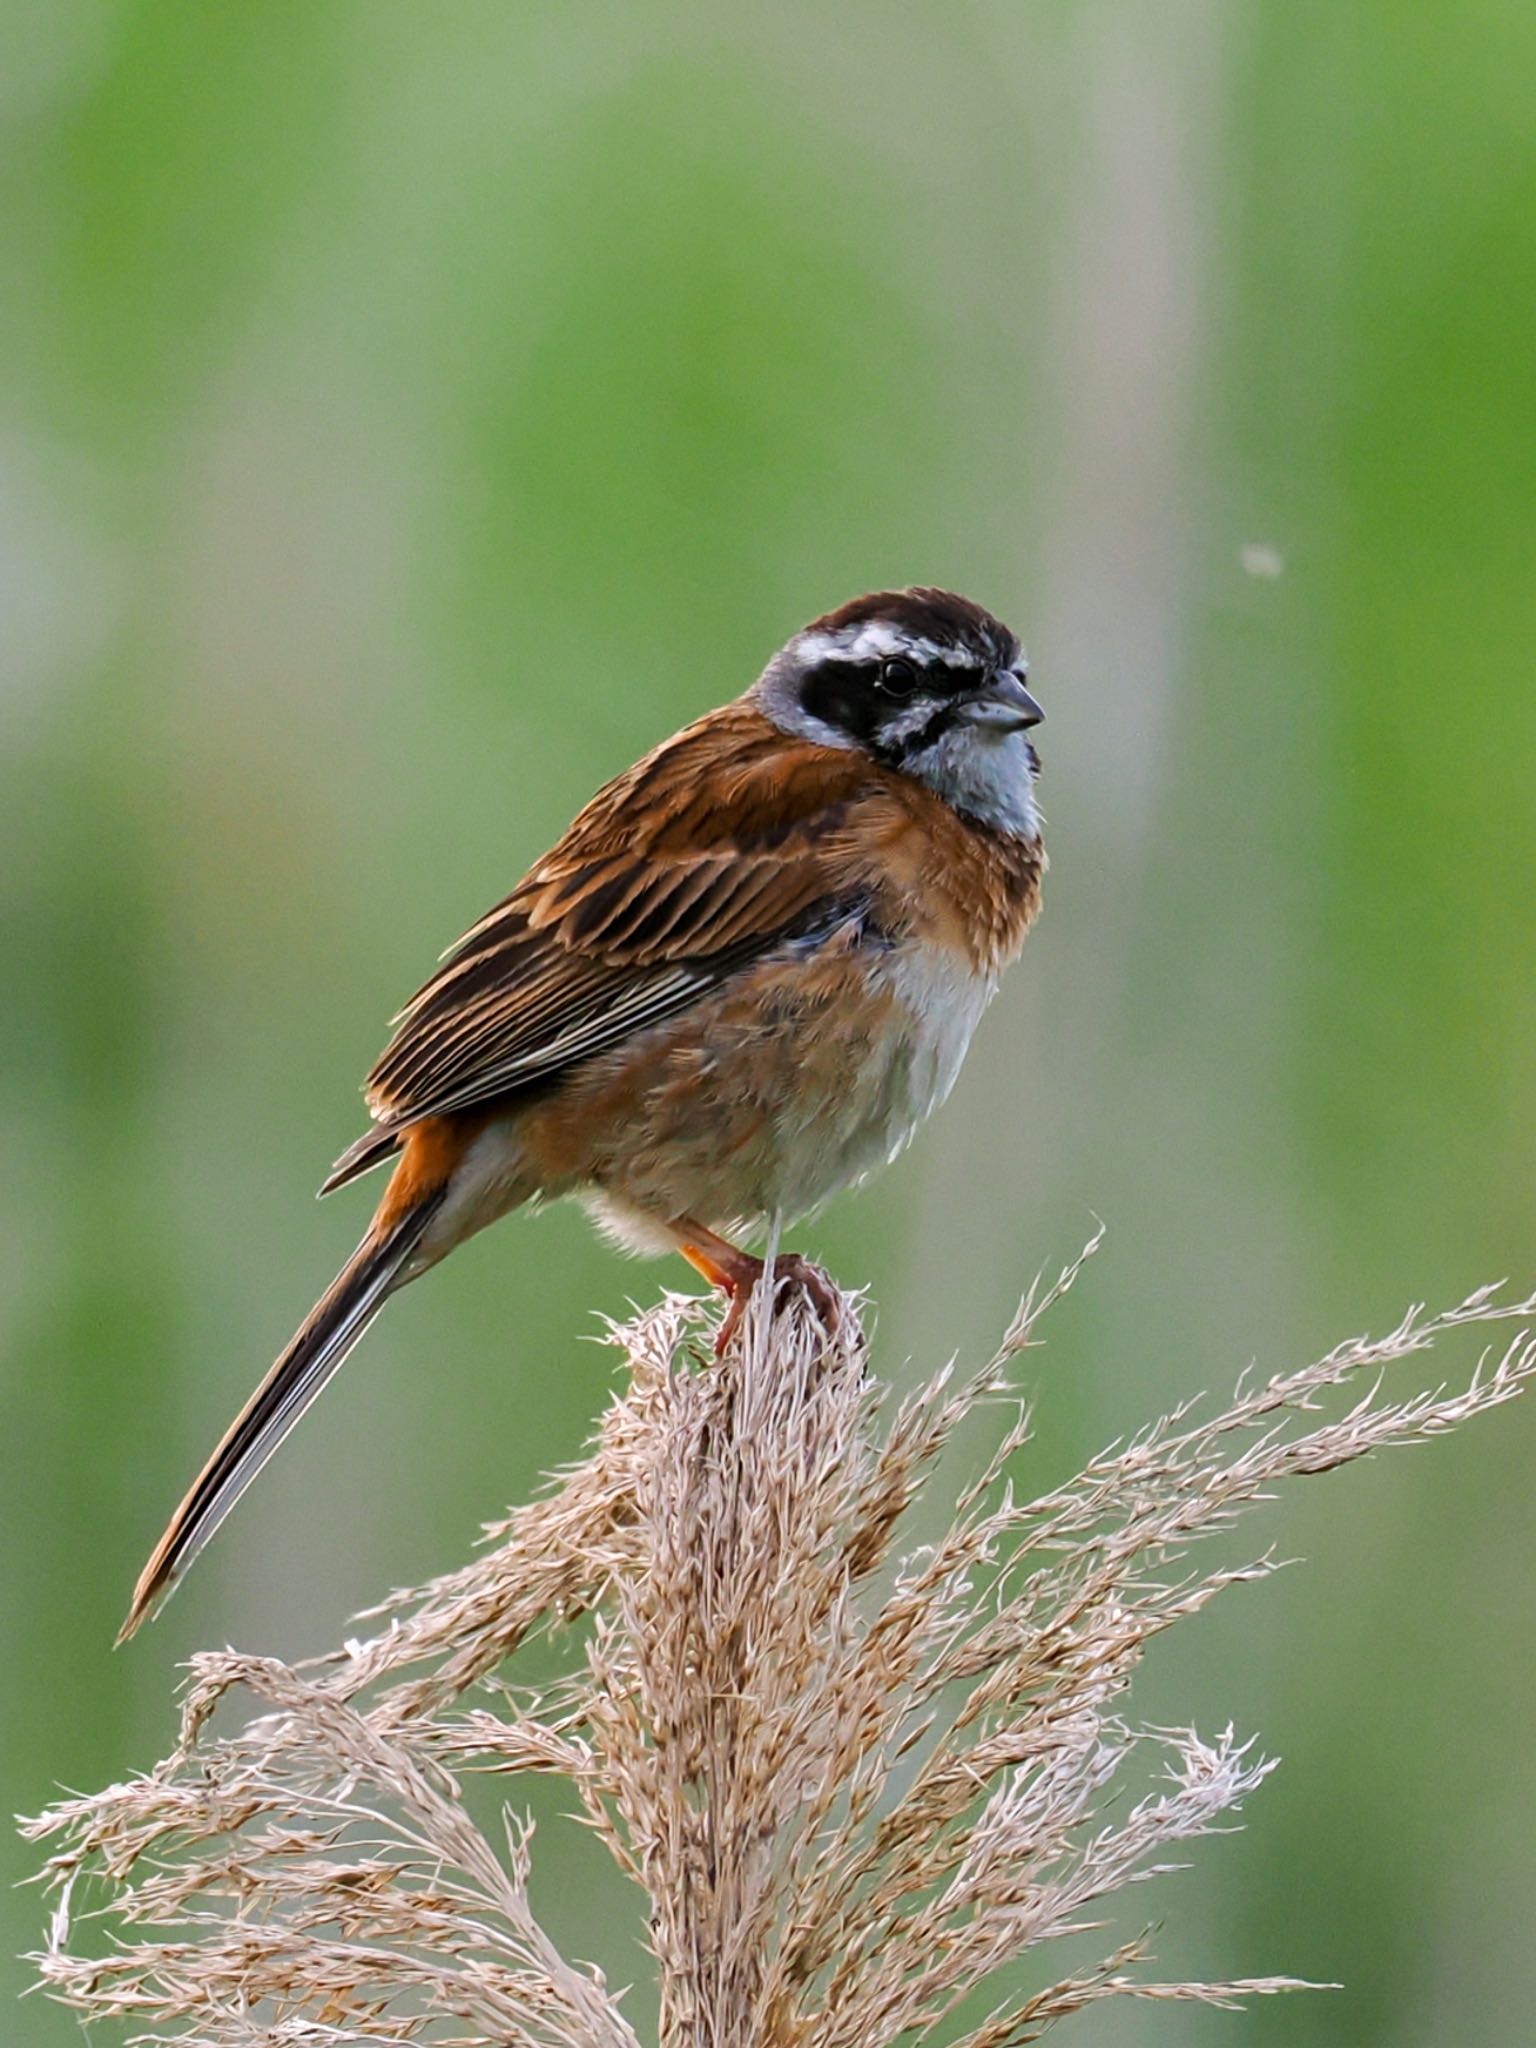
[326,706,884,1186]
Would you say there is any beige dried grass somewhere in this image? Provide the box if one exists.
[23,1239,1536,2045]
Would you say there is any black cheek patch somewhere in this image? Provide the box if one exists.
[799,660,884,746]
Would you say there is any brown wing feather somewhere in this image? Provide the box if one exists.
[349,704,881,1144]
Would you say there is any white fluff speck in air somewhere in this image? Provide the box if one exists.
[1240,542,1286,579]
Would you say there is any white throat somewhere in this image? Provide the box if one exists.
[911,723,1040,838]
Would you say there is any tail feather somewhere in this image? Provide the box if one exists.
[118,1191,444,1643]
[319,1123,403,1197]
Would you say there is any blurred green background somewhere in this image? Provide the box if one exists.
[5,4,1536,2042]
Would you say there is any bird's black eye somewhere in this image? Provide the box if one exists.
[880,655,920,696]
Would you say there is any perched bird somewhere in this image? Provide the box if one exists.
[120,587,1045,1639]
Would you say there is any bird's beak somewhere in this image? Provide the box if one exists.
[956,669,1044,732]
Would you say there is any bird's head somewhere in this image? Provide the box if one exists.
[754,587,1042,838]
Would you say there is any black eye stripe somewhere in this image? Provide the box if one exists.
[926,660,979,695]
[798,650,994,754]
[807,655,978,695]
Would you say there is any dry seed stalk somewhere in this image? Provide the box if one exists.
[25,1242,1536,2044]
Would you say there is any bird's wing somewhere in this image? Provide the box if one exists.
[351,704,884,1139]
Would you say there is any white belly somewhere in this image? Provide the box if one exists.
[535,936,1000,1252]
[761,942,995,1223]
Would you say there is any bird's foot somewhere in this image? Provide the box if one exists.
[670,1217,839,1358]
[714,1251,841,1358]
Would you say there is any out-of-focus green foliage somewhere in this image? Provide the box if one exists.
[3,5,1533,2041]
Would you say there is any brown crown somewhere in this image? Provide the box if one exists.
[807,586,1019,663]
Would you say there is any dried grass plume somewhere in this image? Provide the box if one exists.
[24,1241,1536,2044]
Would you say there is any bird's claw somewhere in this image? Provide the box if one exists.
[714,1252,841,1357]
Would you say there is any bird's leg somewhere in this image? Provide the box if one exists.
[671,1217,839,1357]
[672,1219,762,1354]
[671,1218,760,1294]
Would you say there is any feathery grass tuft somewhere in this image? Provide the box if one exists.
[24,1242,1536,2044]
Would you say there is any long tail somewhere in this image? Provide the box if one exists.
[118,1190,445,1643]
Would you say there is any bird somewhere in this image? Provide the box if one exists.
[119,587,1045,1640]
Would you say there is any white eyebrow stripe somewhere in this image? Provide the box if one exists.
[793,624,990,668]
